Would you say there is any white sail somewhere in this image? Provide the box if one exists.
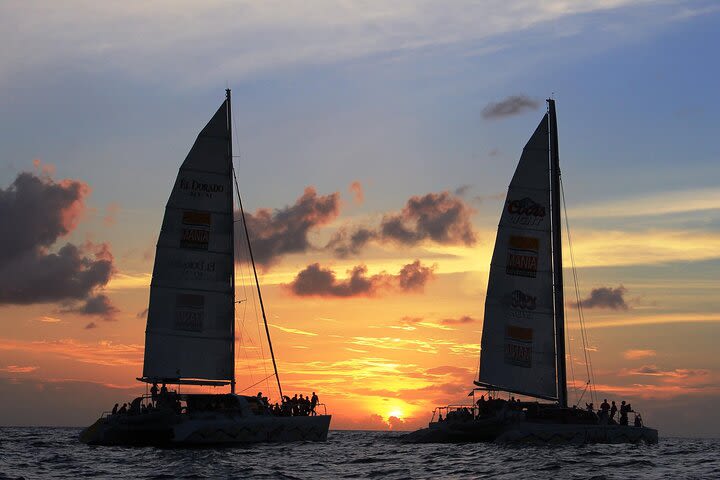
[142,101,234,383]
[478,114,557,399]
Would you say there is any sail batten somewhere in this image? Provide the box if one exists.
[142,100,235,384]
[478,113,558,400]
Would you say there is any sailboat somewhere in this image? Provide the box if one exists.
[404,99,658,444]
[80,90,331,446]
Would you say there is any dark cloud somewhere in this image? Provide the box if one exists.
[244,187,340,267]
[325,227,377,258]
[0,170,116,310]
[577,286,629,310]
[64,294,118,320]
[380,192,476,246]
[398,260,435,292]
[482,95,539,119]
[440,315,476,325]
[0,171,88,262]
[454,185,472,196]
[287,260,435,298]
[136,308,149,319]
[287,263,390,297]
[625,365,709,379]
[84,322,97,330]
[325,190,476,257]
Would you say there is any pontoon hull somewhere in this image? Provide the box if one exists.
[80,413,332,446]
[403,420,658,444]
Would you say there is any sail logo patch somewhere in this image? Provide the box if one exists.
[179,177,225,199]
[180,210,211,250]
[182,211,212,226]
[511,290,537,310]
[508,289,537,319]
[507,197,546,226]
[174,293,204,332]
[505,325,533,368]
[506,236,539,278]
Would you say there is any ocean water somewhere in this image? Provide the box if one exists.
[0,428,718,479]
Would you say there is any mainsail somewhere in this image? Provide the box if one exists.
[477,113,558,400]
[142,99,234,384]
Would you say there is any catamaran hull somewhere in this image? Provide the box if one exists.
[403,421,658,445]
[80,414,332,446]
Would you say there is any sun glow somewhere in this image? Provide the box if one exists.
[388,408,403,419]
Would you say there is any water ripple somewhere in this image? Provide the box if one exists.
[0,428,718,479]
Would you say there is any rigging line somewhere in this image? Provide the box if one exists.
[560,175,597,404]
[564,298,579,405]
[230,136,256,388]
[232,167,284,400]
[231,108,275,401]
[239,373,277,393]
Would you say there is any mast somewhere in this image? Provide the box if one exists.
[548,98,567,408]
[227,89,236,394]
[230,98,284,401]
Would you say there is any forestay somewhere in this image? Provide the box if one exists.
[142,100,234,383]
[478,114,558,400]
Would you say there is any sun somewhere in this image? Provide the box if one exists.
[388,408,404,419]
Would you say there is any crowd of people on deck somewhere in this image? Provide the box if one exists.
[109,383,181,417]
[109,386,322,418]
[585,398,642,427]
[436,394,643,427]
[258,391,321,417]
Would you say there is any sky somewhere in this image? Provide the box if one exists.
[1,0,719,437]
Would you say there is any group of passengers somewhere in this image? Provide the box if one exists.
[586,399,642,427]
[436,395,643,427]
[260,391,320,417]
[109,382,180,416]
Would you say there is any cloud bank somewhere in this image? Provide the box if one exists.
[328,191,476,257]
[577,286,629,310]
[481,95,540,119]
[287,260,436,297]
[0,169,116,314]
[244,187,340,267]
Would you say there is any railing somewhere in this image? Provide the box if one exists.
[313,403,328,416]
[430,404,478,423]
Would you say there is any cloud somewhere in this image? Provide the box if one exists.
[440,315,476,325]
[623,365,710,379]
[270,324,318,336]
[380,192,476,246]
[0,1,671,89]
[287,263,391,297]
[84,322,97,330]
[136,308,148,319]
[624,349,656,360]
[0,171,88,261]
[481,95,539,119]
[326,227,377,258]
[0,365,39,374]
[0,338,143,367]
[577,285,629,310]
[349,181,364,204]
[326,190,476,257]
[62,294,119,320]
[244,187,340,267]
[287,260,435,297]
[39,316,62,323]
[0,170,116,309]
[388,415,407,431]
[398,260,435,292]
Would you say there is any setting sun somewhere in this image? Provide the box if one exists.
[388,409,404,419]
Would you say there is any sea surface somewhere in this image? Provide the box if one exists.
[1,428,718,479]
